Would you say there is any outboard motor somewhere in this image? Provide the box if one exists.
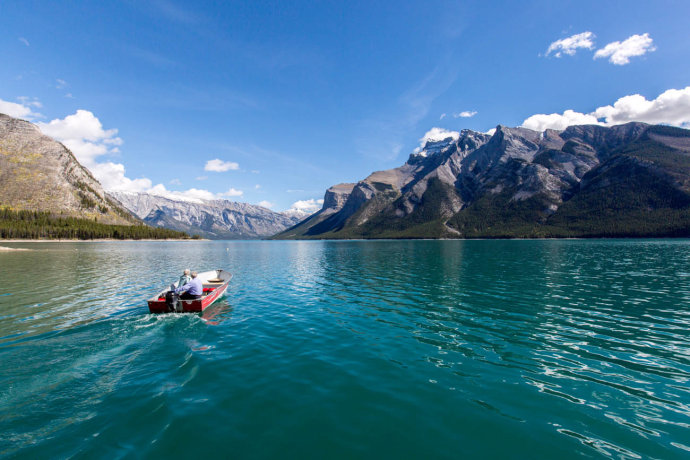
[165,291,181,312]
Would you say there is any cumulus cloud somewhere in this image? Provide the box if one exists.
[37,110,122,166]
[204,158,239,172]
[34,108,245,203]
[286,198,324,216]
[522,110,599,131]
[454,111,477,118]
[257,200,274,209]
[89,162,153,193]
[0,97,41,119]
[593,87,690,126]
[521,86,690,131]
[594,33,655,65]
[545,32,595,57]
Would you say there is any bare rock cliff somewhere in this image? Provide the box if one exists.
[0,113,136,225]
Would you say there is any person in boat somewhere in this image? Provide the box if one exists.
[175,271,203,300]
[171,269,191,291]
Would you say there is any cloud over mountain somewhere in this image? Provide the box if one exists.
[0,97,42,120]
[0,102,248,203]
[522,87,690,131]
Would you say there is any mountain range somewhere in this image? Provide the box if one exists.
[0,112,304,239]
[109,191,301,239]
[276,122,690,239]
[4,109,690,241]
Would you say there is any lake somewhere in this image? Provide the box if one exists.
[1,240,689,458]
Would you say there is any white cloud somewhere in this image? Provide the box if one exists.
[18,37,29,47]
[220,188,243,197]
[37,110,122,166]
[545,31,595,58]
[195,175,208,181]
[255,184,261,189]
[593,87,690,126]
[439,113,447,120]
[420,127,460,143]
[145,185,243,202]
[454,111,477,118]
[594,33,655,65]
[204,158,239,172]
[89,162,153,193]
[0,97,41,119]
[486,128,497,136]
[258,200,274,209]
[521,86,690,131]
[56,79,68,89]
[413,127,460,153]
[147,185,215,202]
[65,93,74,99]
[24,107,249,204]
[522,109,599,131]
[286,198,324,216]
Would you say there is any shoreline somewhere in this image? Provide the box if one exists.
[0,238,204,243]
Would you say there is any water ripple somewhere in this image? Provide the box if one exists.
[0,240,689,458]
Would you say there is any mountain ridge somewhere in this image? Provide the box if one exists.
[275,122,690,239]
[109,191,303,239]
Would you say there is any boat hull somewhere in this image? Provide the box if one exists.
[147,270,232,314]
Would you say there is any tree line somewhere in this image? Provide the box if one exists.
[0,208,194,240]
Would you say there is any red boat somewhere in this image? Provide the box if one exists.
[148,269,233,313]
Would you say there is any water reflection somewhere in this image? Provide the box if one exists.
[200,301,233,325]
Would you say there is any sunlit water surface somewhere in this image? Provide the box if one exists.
[1,240,689,459]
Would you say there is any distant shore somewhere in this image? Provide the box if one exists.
[0,239,205,243]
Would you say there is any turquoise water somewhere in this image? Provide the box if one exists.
[1,240,689,459]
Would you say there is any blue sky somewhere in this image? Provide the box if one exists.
[2,0,690,212]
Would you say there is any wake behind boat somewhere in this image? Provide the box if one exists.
[148,269,232,313]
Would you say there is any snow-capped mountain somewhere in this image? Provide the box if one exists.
[109,191,303,239]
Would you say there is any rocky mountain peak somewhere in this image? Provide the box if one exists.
[0,112,137,225]
[276,122,690,240]
[323,183,356,211]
